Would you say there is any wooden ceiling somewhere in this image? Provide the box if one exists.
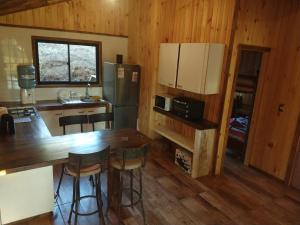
[0,0,70,16]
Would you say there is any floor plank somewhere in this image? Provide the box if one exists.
[12,149,300,225]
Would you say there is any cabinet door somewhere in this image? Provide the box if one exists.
[63,109,87,134]
[205,44,225,94]
[86,107,106,132]
[39,110,64,136]
[177,43,208,93]
[158,43,180,88]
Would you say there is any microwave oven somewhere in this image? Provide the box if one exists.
[154,94,173,111]
[172,97,205,121]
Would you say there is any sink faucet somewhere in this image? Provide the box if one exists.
[85,83,90,98]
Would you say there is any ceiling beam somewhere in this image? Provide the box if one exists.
[0,0,71,16]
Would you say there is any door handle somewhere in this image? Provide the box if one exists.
[177,84,183,89]
[277,104,285,115]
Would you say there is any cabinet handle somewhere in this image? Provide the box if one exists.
[168,83,173,87]
[78,111,85,114]
[55,113,63,116]
[177,84,183,88]
[88,110,95,113]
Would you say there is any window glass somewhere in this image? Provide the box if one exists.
[70,45,97,82]
[38,42,69,82]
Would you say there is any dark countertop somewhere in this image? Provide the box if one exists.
[153,106,218,130]
[1,116,52,141]
[0,100,110,111]
[0,100,149,175]
[0,128,150,174]
[35,100,109,111]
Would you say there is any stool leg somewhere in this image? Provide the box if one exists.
[96,173,106,225]
[56,164,65,197]
[74,177,80,225]
[139,168,146,225]
[68,177,76,224]
[89,175,95,187]
[118,173,123,225]
[130,170,134,208]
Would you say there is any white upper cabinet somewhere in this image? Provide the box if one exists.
[158,43,180,88]
[177,43,225,94]
[158,43,224,94]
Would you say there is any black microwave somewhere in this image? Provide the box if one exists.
[172,97,205,121]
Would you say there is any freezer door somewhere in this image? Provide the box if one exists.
[115,64,140,105]
[113,106,138,129]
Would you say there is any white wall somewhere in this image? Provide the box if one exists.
[0,26,128,102]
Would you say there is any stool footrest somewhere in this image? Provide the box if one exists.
[119,188,142,207]
[71,195,103,216]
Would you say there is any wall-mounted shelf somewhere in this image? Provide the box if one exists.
[153,106,217,178]
[153,106,218,130]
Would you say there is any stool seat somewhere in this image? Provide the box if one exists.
[111,158,143,170]
[111,144,150,225]
[66,164,101,177]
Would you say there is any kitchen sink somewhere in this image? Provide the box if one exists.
[80,98,97,103]
[59,99,84,104]
[59,98,104,105]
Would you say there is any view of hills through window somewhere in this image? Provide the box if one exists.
[37,41,98,83]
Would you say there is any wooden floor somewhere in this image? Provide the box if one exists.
[14,147,300,225]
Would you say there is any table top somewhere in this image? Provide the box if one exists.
[0,128,150,174]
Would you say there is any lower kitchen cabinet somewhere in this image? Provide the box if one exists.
[63,109,87,134]
[39,106,106,136]
[85,107,106,132]
[39,110,64,136]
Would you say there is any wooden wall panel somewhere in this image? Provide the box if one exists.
[0,0,128,36]
[217,0,300,180]
[128,0,237,137]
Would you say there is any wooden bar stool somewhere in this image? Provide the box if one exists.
[88,113,114,130]
[56,115,89,197]
[59,115,89,135]
[67,146,109,225]
[110,144,150,225]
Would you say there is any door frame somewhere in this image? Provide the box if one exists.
[286,112,300,185]
[215,44,271,174]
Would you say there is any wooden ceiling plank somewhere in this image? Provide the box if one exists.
[0,0,70,16]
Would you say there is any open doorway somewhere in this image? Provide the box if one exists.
[225,49,263,163]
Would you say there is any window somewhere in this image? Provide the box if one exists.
[32,37,101,85]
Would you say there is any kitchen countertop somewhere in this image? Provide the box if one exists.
[0,99,110,111]
[35,100,110,111]
[0,128,150,174]
[0,100,150,175]
[0,116,52,141]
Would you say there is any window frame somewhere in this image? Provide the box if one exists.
[32,36,102,87]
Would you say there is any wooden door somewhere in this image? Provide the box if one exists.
[246,49,300,180]
[177,43,208,93]
[157,43,179,88]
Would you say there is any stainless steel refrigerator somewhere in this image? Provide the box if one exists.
[103,62,140,129]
